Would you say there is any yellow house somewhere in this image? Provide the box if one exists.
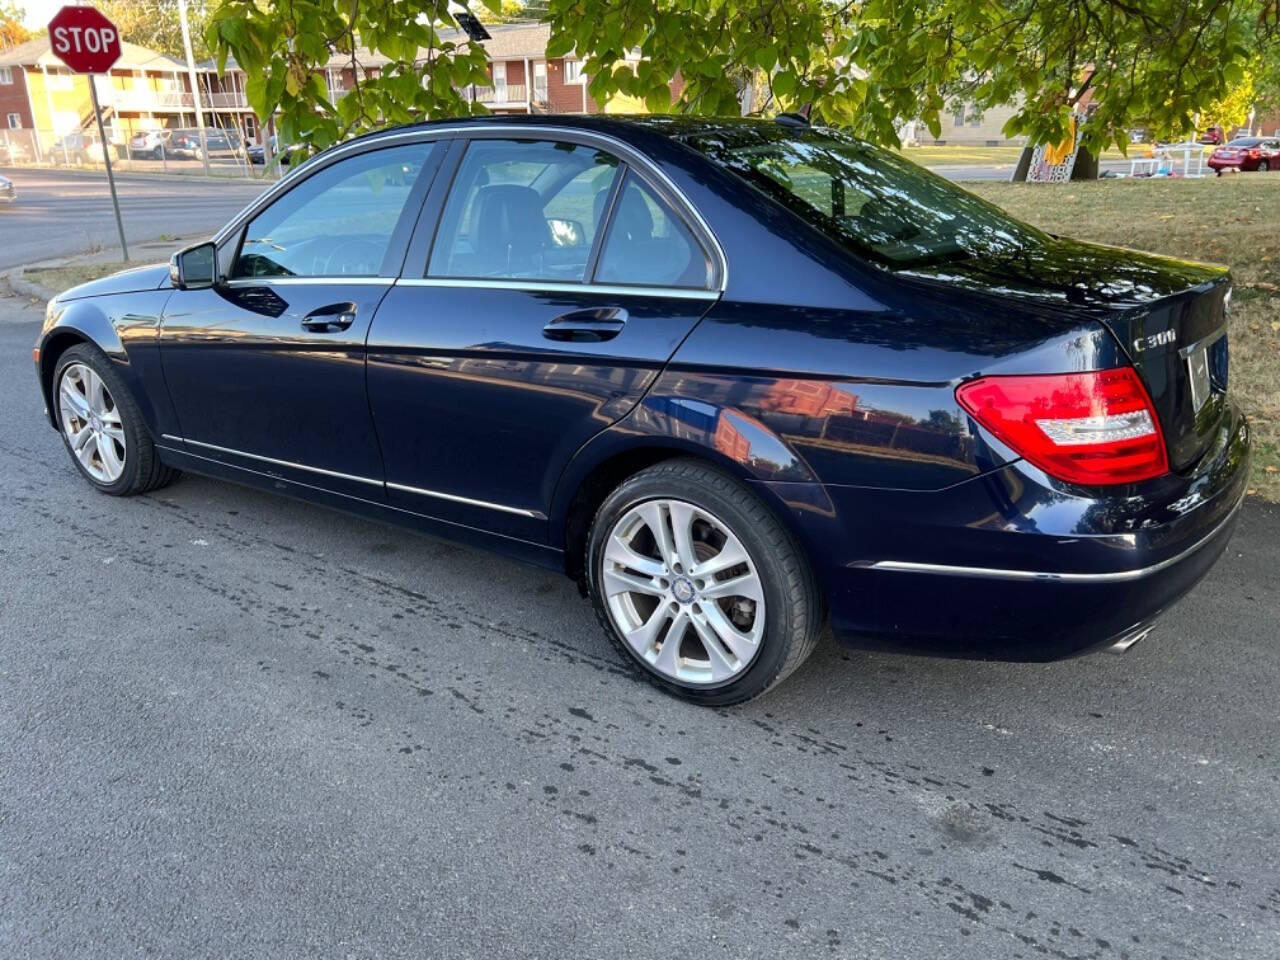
[0,36,209,159]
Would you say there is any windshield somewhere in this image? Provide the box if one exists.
[683,124,1045,269]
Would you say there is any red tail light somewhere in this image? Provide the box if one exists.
[956,368,1169,485]
[1249,148,1261,159]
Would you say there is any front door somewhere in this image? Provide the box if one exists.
[159,140,442,498]
[366,135,721,539]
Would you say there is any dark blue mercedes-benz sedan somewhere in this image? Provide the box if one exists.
[33,115,1250,704]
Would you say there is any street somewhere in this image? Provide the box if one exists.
[1,293,1277,958]
[0,168,268,270]
[932,159,1135,182]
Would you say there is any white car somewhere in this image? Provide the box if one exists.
[127,130,172,159]
[0,175,15,203]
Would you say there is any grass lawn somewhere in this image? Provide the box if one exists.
[23,262,131,292]
[967,174,1280,500]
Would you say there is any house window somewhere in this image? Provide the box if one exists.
[244,115,256,140]
[7,113,20,129]
[492,61,507,99]
[0,67,13,85]
[563,59,585,85]
[952,106,965,127]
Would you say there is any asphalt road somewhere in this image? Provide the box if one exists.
[934,159,1135,182]
[0,168,269,270]
[1,294,1277,959]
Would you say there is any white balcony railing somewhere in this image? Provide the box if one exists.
[106,89,251,112]
[206,91,250,109]
[468,83,527,105]
[109,90,195,112]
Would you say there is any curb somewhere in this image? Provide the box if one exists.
[0,164,275,189]
[0,269,56,303]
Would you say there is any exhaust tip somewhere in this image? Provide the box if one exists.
[1107,626,1153,655]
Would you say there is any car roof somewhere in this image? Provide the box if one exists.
[337,113,789,151]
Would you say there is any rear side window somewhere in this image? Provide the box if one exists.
[235,143,433,278]
[685,124,1045,269]
[594,172,712,288]
[428,138,620,282]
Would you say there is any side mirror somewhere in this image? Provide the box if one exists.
[547,217,586,248]
[169,241,218,290]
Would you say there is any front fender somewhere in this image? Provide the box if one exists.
[36,289,175,438]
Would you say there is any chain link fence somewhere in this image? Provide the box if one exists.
[0,126,289,180]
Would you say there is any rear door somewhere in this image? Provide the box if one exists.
[366,132,722,540]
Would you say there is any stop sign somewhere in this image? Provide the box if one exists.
[47,6,121,74]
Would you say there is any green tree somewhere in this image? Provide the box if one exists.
[542,0,1276,152]
[480,0,539,23]
[207,0,499,148]
[208,0,1280,154]
[98,0,213,62]
[0,1,30,51]
[1198,69,1257,137]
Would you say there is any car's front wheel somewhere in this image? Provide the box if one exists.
[586,459,822,705]
[54,344,179,496]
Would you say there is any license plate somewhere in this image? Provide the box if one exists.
[1186,344,1211,413]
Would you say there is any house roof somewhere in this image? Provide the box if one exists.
[0,36,187,71]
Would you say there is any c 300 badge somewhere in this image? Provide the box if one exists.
[1132,329,1177,353]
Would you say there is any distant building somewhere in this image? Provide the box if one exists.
[898,102,1027,148]
[0,36,223,158]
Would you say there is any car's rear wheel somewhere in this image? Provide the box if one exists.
[586,458,822,705]
[1259,160,1270,172]
[54,344,179,496]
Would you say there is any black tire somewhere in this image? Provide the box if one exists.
[586,458,822,706]
[53,343,180,496]
[1259,160,1270,172]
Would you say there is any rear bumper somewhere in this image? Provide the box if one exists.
[769,400,1251,661]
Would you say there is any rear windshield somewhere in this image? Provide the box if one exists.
[1226,138,1262,147]
[683,124,1044,269]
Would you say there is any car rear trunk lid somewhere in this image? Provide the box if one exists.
[901,236,1231,473]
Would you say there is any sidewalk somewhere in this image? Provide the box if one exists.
[0,235,203,302]
[0,162,276,188]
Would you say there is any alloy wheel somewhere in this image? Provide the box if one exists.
[58,362,126,483]
[601,498,766,685]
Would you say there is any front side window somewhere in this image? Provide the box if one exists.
[684,124,1044,269]
[235,143,432,278]
[594,172,711,288]
[428,138,620,282]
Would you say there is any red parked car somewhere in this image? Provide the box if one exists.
[1208,136,1280,173]
[1198,127,1224,145]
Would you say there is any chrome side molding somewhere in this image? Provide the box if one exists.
[157,435,540,518]
[859,495,1242,583]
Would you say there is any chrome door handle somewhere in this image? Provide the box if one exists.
[301,303,357,332]
[542,307,628,343]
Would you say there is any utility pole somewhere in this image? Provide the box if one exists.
[178,0,210,176]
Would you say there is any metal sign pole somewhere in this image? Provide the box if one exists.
[89,78,129,262]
